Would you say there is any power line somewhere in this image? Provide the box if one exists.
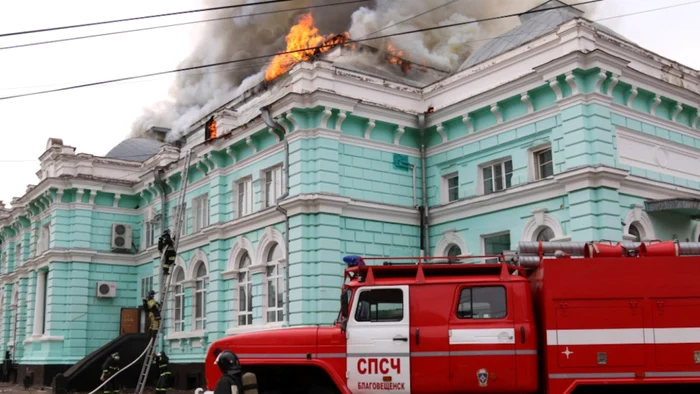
[356,0,462,41]
[0,0,373,51]
[594,0,700,22]
[0,0,293,38]
[0,0,602,102]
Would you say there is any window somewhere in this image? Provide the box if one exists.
[237,252,253,326]
[39,224,50,253]
[535,227,555,242]
[447,244,461,263]
[535,148,553,180]
[194,263,207,330]
[482,159,513,195]
[173,269,185,332]
[457,286,507,319]
[145,222,160,248]
[262,166,284,208]
[446,174,459,203]
[266,244,284,323]
[15,244,21,266]
[483,233,511,263]
[236,178,253,218]
[354,289,404,322]
[192,195,209,233]
[32,228,39,257]
[628,223,641,241]
[171,204,187,237]
[1,253,5,273]
[9,286,18,352]
[140,275,154,299]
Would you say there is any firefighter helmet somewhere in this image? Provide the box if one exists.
[112,352,120,361]
[148,290,156,298]
[214,350,241,374]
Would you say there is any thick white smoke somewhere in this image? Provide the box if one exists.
[131,0,592,142]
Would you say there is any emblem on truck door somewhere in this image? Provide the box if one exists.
[477,369,489,387]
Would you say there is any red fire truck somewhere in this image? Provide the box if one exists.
[196,240,700,394]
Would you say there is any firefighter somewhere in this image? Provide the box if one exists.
[212,351,245,394]
[157,230,176,275]
[100,352,121,394]
[154,352,173,394]
[142,290,161,339]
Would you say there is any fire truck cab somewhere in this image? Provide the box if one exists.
[198,241,700,394]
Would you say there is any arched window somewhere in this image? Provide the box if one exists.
[172,269,185,332]
[194,262,208,330]
[238,252,253,326]
[535,227,555,242]
[266,243,284,323]
[628,223,642,241]
[446,244,461,263]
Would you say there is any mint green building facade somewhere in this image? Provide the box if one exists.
[2,1,700,389]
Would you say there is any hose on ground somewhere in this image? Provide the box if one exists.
[87,337,155,394]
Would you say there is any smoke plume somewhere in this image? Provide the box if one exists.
[131,0,594,142]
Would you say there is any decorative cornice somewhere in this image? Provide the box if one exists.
[565,71,578,95]
[490,104,503,124]
[336,111,348,131]
[320,108,333,129]
[521,93,533,113]
[627,87,638,107]
[672,103,683,122]
[394,126,405,145]
[364,119,376,139]
[461,115,473,133]
[549,79,563,101]
[435,124,447,143]
[650,94,662,115]
[594,70,607,93]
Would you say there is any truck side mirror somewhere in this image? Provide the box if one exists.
[340,319,348,333]
[340,292,349,319]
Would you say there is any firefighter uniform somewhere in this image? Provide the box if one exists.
[142,290,161,338]
[100,352,121,394]
[154,352,173,394]
[157,230,176,275]
[213,351,245,394]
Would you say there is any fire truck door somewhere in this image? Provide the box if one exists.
[346,285,410,394]
[448,285,517,392]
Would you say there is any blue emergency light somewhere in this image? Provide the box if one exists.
[343,255,366,267]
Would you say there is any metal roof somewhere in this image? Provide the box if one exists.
[459,0,632,71]
[105,137,165,162]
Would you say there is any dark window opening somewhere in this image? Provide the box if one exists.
[457,286,507,319]
[355,289,403,322]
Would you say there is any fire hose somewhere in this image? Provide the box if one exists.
[86,338,155,394]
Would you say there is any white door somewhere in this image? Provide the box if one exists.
[346,285,410,394]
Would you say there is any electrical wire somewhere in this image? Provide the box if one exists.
[0,0,293,38]
[0,0,373,51]
[355,0,462,41]
[0,0,602,102]
[86,338,154,394]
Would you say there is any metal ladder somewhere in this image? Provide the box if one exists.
[134,150,192,394]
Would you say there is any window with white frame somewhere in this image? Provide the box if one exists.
[266,243,284,323]
[1,252,5,273]
[140,275,154,299]
[446,244,462,263]
[236,177,253,218]
[237,252,253,326]
[534,147,554,180]
[442,173,459,203]
[172,269,185,332]
[628,223,642,241]
[262,165,284,209]
[39,224,50,254]
[483,232,511,263]
[15,244,21,266]
[32,228,39,257]
[481,159,513,195]
[194,262,208,330]
[145,221,160,248]
[535,227,555,242]
[171,204,187,237]
[192,195,209,233]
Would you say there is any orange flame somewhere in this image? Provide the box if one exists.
[264,13,350,82]
[386,43,412,75]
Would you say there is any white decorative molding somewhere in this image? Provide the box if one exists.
[170,256,188,283]
[22,335,64,345]
[255,226,286,267]
[693,114,700,129]
[268,127,281,143]
[521,208,566,241]
[461,115,473,133]
[274,116,289,134]
[521,93,533,113]
[320,108,333,130]
[650,94,662,115]
[565,71,578,95]
[336,111,347,131]
[433,230,470,257]
[113,194,121,208]
[490,104,503,124]
[225,322,289,336]
[627,87,638,107]
[394,126,405,145]
[623,204,656,241]
[549,79,563,101]
[224,236,256,275]
[165,329,206,341]
[364,119,376,139]
[435,124,447,143]
[672,104,683,122]
[284,112,298,131]
[187,249,209,279]
[606,74,619,96]
[594,70,607,93]
[245,137,257,154]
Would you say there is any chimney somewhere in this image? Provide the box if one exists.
[144,126,170,142]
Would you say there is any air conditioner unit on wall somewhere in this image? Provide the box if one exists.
[111,224,132,250]
[96,281,117,298]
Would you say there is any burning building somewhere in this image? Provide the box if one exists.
[2,0,700,390]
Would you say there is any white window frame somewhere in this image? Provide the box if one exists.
[1,252,5,273]
[265,244,285,323]
[236,177,253,218]
[481,231,512,264]
[39,223,50,254]
[441,172,459,204]
[261,165,284,209]
[15,243,21,266]
[479,157,513,195]
[237,252,253,326]
[140,275,154,299]
[145,221,160,248]
[192,194,209,233]
[32,227,39,258]
[193,262,208,330]
[171,204,187,237]
[534,146,554,181]
[172,269,185,332]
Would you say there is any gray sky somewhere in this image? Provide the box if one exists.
[1,0,699,206]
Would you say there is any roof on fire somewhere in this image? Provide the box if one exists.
[459,0,632,71]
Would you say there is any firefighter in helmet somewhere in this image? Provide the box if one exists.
[153,352,173,394]
[142,290,161,338]
[213,351,245,394]
[157,230,176,275]
[100,352,121,394]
